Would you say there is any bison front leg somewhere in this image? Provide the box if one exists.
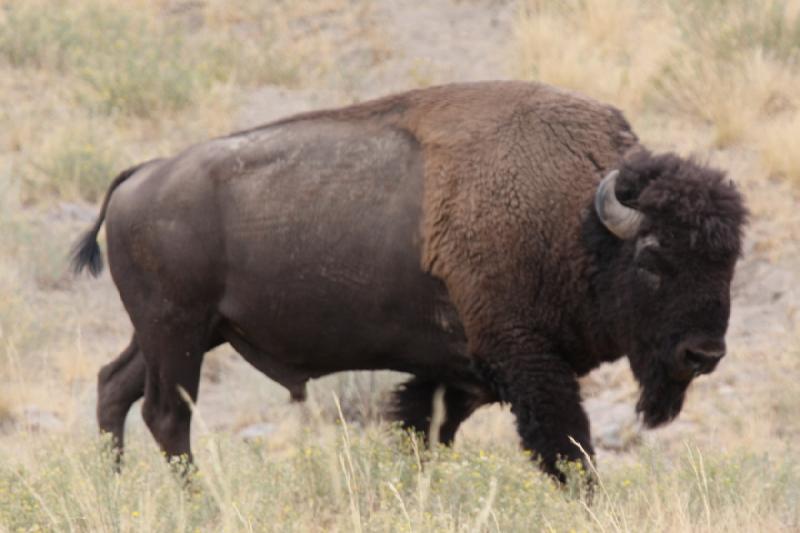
[485,354,593,482]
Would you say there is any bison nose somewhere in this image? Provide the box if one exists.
[681,342,726,377]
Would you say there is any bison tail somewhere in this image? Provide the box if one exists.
[70,227,104,277]
[70,161,150,277]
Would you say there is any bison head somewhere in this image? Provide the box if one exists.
[592,150,747,428]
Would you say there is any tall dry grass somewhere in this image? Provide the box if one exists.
[513,0,800,182]
[0,406,798,532]
[512,0,675,113]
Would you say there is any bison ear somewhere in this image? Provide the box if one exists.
[594,170,644,240]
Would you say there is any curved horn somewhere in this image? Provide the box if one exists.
[594,170,644,240]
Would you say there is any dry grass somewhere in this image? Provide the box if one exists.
[0,410,798,532]
[758,112,800,184]
[513,0,800,180]
[512,0,675,113]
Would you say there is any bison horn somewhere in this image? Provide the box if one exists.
[594,170,644,240]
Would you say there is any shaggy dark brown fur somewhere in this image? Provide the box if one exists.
[71,81,746,482]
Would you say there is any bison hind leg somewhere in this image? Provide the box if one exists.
[97,335,146,465]
[390,376,484,446]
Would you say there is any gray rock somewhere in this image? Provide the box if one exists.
[237,422,277,441]
[584,397,640,451]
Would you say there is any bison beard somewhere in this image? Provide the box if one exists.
[628,350,691,428]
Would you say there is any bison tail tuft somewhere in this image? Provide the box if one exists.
[68,160,154,279]
[70,227,104,277]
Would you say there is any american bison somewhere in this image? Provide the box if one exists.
[72,81,746,480]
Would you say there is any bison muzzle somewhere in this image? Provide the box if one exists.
[72,81,747,481]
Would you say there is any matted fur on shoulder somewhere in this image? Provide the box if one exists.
[615,150,748,255]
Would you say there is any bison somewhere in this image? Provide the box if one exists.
[72,81,746,480]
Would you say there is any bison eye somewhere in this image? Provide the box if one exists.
[634,245,676,277]
[636,267,661,290]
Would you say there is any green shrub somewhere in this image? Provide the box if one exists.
[22,117,124,203]
[669,0,800,65]
[0,3,81,70]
